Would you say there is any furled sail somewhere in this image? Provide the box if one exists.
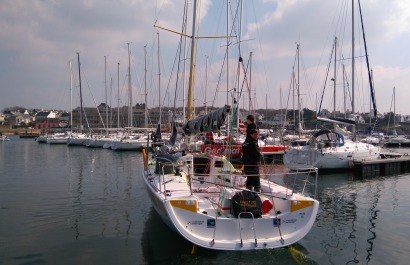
[183,105,231,135]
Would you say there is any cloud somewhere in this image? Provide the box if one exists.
[0,0,409,116]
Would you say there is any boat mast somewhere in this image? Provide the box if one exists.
[110,77,113,129]
[297,43,301,136]
[157,31,161,126]
[227,0,230,107]
[358,0,377,124]
[205,55,208,114]
[292,70,295,134]
[77,52,83,132]
[105,55,108,133]
[393,86,396,134]
[182,0,189,123]
[226,0,230,137]
[351,0,356,138]
[186,0,198,121]
[280,86,283,128]
[69,60,73,129]
[333,37,337,118]
[117,62,120,129]
[249,51,253,113]
[127,42,132,128]
[144,45,148,129]
[235,0,243,138]
[343,64,346,118]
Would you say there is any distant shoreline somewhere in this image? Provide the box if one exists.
[0,126,41,135]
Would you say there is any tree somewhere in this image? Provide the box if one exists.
[2,106,26,113]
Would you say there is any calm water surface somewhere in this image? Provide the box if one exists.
[1,136,410,264]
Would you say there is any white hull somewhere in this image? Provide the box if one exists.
[1,135,10,141]
[85,139,106,148]
[67,134,88,146]
[36,136,48,143]
[67,137,87,146]
[143,153,319,250]
[47,137,69,144]
[103,141,113,149]
[0,135,10,142]
[111,140,150,151]
[284,142,380,170]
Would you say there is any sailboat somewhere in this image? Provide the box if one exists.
[111,45,152,151]
[383,87,410,147]
[143,106,319,250]
[284,2,381,171]
[67,53,89,146]
[0,135,10,141]
[142,0,319,251]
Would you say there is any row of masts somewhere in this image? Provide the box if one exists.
[69,0,372,137]
[69,0,251,134]
[69,40,153,133]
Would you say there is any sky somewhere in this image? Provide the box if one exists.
[1,0,410,116]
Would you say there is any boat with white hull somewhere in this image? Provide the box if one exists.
[84,135,108,148]
[111,135,151,151]
[67,133,88,146]
[142,151,319,250]
[46,133,69,144]
[1,135,10,141]
[284,129,380,171]
[36,135,48,143]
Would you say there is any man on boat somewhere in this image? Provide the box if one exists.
[242,128,262,192]
[245,114,257,142]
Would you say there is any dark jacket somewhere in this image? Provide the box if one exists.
[245,122,257,141]
[242,138,261,166]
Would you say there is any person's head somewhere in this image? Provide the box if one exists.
[246,115,254,124]
[250,129,258,139]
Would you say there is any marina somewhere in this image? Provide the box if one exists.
[1,136,410,264]
[2,0,410,264]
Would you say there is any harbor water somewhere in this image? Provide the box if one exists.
[1,136,410,264]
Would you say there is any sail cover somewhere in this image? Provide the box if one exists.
[316,116,356,126]
[183,105,231,135]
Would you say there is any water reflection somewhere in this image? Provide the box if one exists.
[1,140,409,264]
[67,146,85,240]
[311,171,404,265]
[64,147,141,242]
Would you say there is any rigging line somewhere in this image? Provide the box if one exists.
[151,32,171,112]
[84,72,106,130]
[282,66,297,129]
[158,20,186,113]
[318,42,336,116]
[342,64,352,112]
[211,0,242,108]
[210,20,238,108]
[153,0,168,28]
[171,0,189,115]
[299,46,316,109]
[311,0,347,97]
[358,0,377,121]
[236,56,253,115]
[173,37,183,113]
[386,89,394,135]
[242,59,254,116]
[80,69,100,132]
[211,50,227,108]
[238,55,250,99]
[250,1,272,96]
[283,46,299,129]
[338,0,349,61]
